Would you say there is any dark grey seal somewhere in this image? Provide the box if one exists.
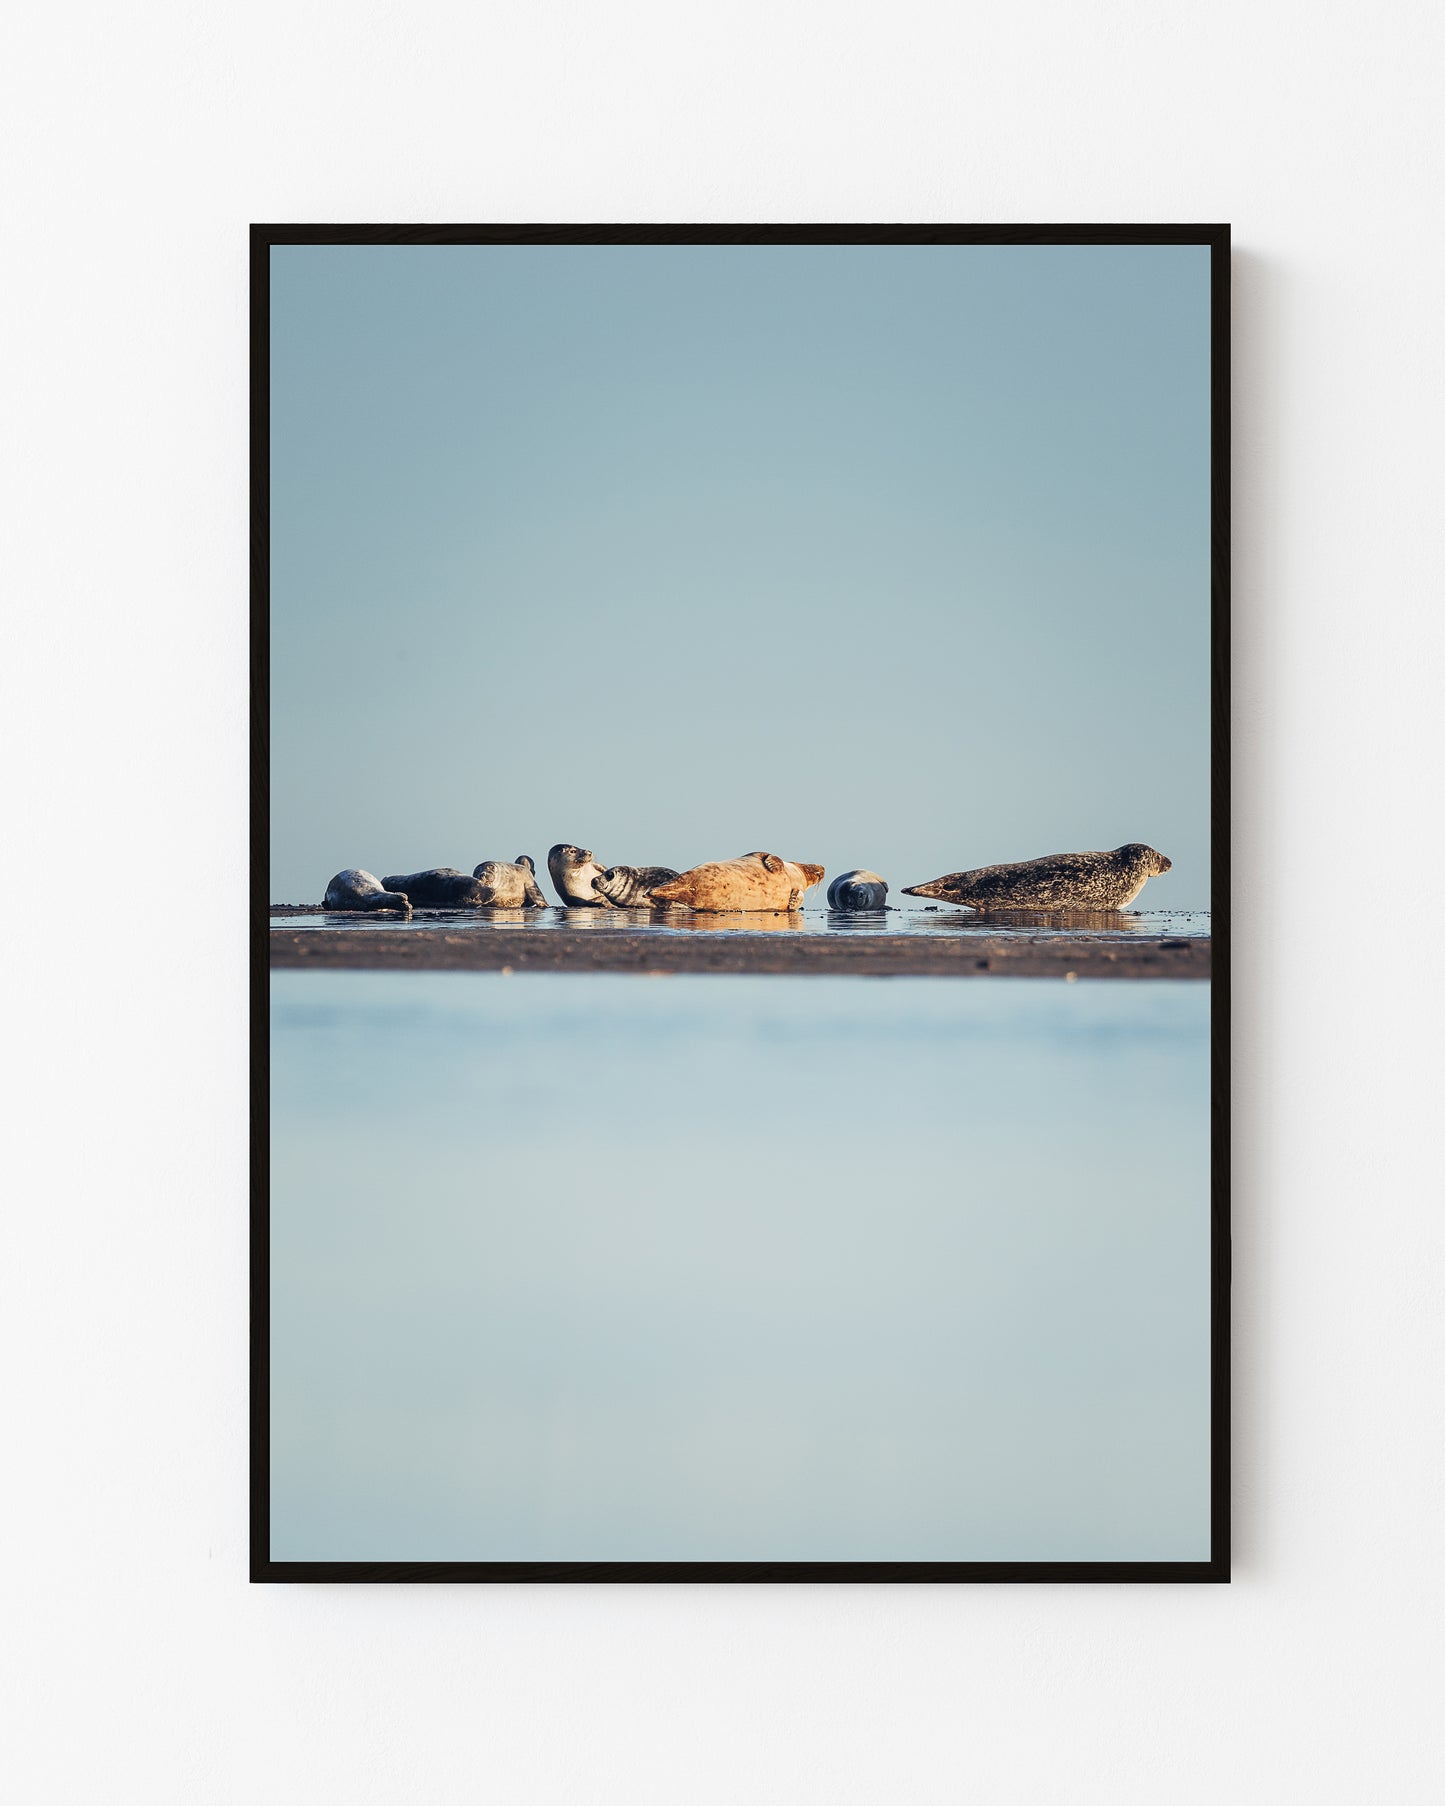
[470,854,549,908]
[903,844,1172,913]
[548,843,613,906]
[827,869,888,911]
[380,867,492,907]
[323,869,412,913]
[593,864,680,907]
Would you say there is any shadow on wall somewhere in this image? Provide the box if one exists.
[1229,244,1279,1579]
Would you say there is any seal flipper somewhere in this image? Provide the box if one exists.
[512,854,547,906]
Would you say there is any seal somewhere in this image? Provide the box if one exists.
[379,867,493,907]
[548,843,613,906]
[471,854,549,908]
[592,864,680,907]
[903,844,1172,912]
[323,868,412,914]
[827,869,888,912]
[649,851,825,912]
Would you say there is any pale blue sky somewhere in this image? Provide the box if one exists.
[270,244,1211,905]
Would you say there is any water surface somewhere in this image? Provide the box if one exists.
[274,903,1210,939]
[270,971,1211,1562]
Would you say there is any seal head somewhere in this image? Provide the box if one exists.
[827,869,888,911]
[548,843,613,906]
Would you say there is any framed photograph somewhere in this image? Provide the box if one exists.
[255,224,1228,1581]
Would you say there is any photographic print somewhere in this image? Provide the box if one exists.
[256,225,1228,1580]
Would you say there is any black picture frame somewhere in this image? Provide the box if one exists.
[252,223,1230,1583]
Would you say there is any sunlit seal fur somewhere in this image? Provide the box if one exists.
[471,854,548,908]
[593,864,680,908]
[827,869,888,912]
[548,843,613,906]
[903,844,1172,913]
[323,869,412,914]
[649,851,825,913]
[379,867,492,907]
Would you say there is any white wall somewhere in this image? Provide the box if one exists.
[5,3,1442,1799]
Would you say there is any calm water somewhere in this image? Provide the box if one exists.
[270,971,1212,1562]
[274,904,1210,939]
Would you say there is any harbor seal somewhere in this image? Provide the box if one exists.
[903,844,1172,913]
[649,851,825,912]
[470,854,549,908]
[379,867,493,907]
[827,869,888,912]
[592,864,680,907]
[548,843,613,906]
[322,869,412,913]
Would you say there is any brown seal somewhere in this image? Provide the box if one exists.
[903,844,1172,912]
[471,855,549,908]
[649,851,825,912]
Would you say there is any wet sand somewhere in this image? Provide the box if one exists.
[269,909,1210,979]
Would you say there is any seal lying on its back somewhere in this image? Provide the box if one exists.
[548,843,612,906]
[903,844,1172,913]
[650,851,825,912]
[323,869,412,913]
[827,869,888,912]
[380,867,492,907]
[471,854,548,908]
[592,865,680,907]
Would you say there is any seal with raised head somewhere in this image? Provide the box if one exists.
[380,867,493,907]
[323,869,412,913]
[592,864,680,908]
[827,869,888,912]
[471,854,549,908]
[903,844,1172,913]
[548,843,613,906]
[649,851,825,913]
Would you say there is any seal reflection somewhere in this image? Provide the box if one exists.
[909,907,1162,936]
[554,906,810,934]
